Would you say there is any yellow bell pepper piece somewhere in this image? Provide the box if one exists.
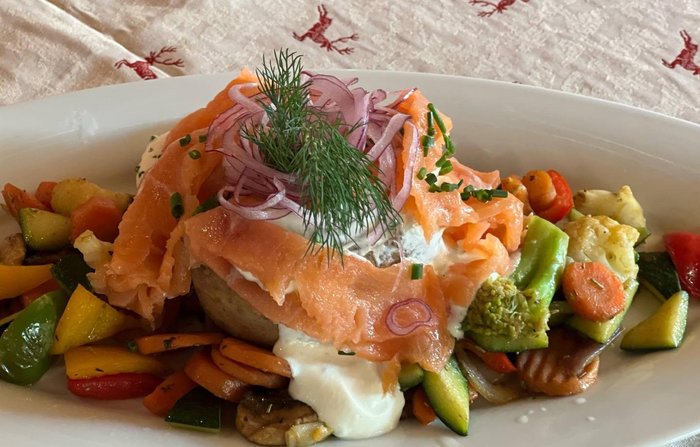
[64,345,168,379]
[0,264,53,300]
[51,284,140,355]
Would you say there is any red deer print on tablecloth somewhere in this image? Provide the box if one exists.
[662,30,700,76]
[469,0,529,17]
[293,4,358,55]
[114,47,184,80]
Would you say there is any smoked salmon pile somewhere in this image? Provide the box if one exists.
[91,69,523,375]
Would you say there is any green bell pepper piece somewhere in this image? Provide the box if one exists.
[0,290,68,385]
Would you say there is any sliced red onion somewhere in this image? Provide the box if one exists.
[206,71,417,240]
[562,327,622,376]
[385,298,434,336]
[455,347,522,404]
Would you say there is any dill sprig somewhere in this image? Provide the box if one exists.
[243,50,400,259]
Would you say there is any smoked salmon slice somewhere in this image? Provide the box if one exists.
[91,71,257,323]
[184,207,454,373]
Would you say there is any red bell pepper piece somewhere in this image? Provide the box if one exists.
[67,372,162,400]
[35,182,57,210]
[664,232,700,299]
[460,338,517,374]
[536,170,573,224]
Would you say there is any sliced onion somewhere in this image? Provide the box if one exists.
[454,346,522,404]
[385,298,434,336]
[562,327,622,376]
[205,71,416,240]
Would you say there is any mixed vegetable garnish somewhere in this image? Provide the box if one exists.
[0,51,698,445]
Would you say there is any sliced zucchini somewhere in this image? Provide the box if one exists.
[50,178,131,217]
[166,387,221,432]
[398,363,424,391]
[51,253,94,294]
[467,330,549,353]
[637,252,681,302]
[18,208,71,251]
[566,279,639,343]
[422,356,470,436]
[621,291,688,350]
[548,300,574,327]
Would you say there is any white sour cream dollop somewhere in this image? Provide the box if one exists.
[274,325,404,439]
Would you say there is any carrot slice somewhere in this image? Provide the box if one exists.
[210,346,288,389]
[134,332,224,355]
[562,262,626,322]
[219,337,292,378]
[142,370,197,416]
[184,350,249,402]
[412,387,437,425]
[35,182,57,210]
[2,183,48,218]
[69,196,124,243]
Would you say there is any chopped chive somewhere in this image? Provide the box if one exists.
[439,160,453,175]
[179,134,192,147]
[188,150,201,160]
[425,173,438,185]
[149,135,156,141]
[491,189,508,198]
[428,104,448,134]
[474,190,490,202]
[198,134,208,143]
[170,192,184,218]
[435,155,447,168]
[417,167,428,180]
[429,184,441,193]
[427,111,435,136]
[162,337,176,350]
[193,194,220,216]
[411,263,424,280]
[337,350,356,356]
[127,340,138,352]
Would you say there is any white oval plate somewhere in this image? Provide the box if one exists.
[1,72,699,447]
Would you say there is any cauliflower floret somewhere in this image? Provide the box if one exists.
[73,230,113,269]
[574,186,646,230]
[563,215,639,283]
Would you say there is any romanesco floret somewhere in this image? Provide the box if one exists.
[463,276,546,340]
[563,215,639,283]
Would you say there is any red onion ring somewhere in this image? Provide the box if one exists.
[205,72,418,242]
[385,298,435,336]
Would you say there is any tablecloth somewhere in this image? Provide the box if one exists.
[1,1,700,445]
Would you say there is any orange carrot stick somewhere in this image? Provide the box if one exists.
[210,346,288,389]
[562,262,626,322]
[184,350,249,402]
[412,387,437,425]
[219,337,292,378]
[142,370,197,417]
[134,332,224,355]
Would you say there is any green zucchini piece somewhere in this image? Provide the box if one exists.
[548,301,574,327]
[566,279,639,343]
[51,253,94,294]
[18,208,71,251]
[398,363,424,391]
[422,356,470,436]
[637,252,681,302]
[166,387,221,433]
[467,330,549,353]
[621,291,688,350]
